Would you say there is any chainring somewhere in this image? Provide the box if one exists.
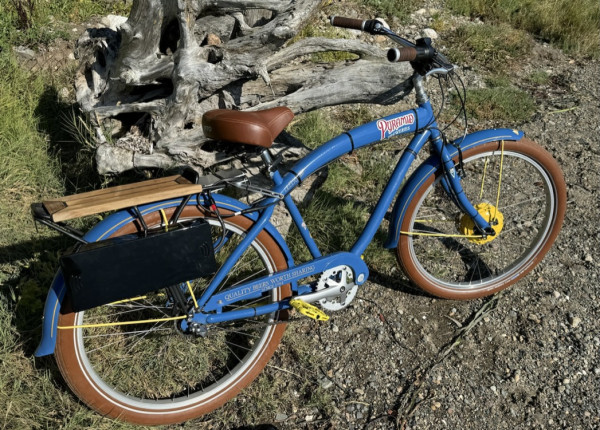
[317,265,358,311]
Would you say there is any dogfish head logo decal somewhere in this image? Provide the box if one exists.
[376,113,415,140]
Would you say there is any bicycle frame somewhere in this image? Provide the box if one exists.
[188,73,497,326]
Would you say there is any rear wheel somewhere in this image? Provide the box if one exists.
[55,205,291,425]
[397,139,566,299]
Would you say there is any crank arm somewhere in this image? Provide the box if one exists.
[296,285,347,304]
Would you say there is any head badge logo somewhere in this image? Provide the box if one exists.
[377,113,415,140]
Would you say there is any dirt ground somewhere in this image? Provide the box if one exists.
[259,37,600,430]
[223,12,600,430]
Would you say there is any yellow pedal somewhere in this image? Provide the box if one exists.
[289,299,330,321]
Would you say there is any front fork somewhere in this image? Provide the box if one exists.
[432,134,495,236]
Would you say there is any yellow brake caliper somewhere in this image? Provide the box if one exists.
[459,202,504,245]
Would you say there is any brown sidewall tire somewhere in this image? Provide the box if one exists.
[397,139,566,300]
[55,206,291,425]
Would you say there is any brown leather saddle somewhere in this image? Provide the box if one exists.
[202,106,294,148]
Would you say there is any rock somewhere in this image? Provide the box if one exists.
[320,378,334,389]
[100,14,128,31]
[569,316,582,328]
[422,28,439,40]
[275,412,288,421]
[206,33,222,46]
[13,46,36,61]
[58,87,70,100]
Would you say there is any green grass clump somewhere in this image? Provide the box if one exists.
[447,0,600,58]
[0,0,131,46]
[460,87,536,123]
[449,23,533,72]
[293,24,358,62]
[0,55,62,248]
[527,70,551,85]
[287,189,397,273]
[289,110,343,149]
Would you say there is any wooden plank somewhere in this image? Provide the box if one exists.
[44,176,203,222]
[42,200,67,216]
[61,180,187,208]
[57,175,183,203]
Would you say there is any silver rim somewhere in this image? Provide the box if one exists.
[407,149,556,290]
[68,218,281,412]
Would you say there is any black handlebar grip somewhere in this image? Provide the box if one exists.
[387,47,418,62]
[329,16,365,30]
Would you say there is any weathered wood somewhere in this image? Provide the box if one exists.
[74,0,413,175]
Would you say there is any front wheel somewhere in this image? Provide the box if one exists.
[55,205,291,425]
[397,138,566,299]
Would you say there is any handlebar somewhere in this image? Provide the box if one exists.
[387,47,418,62]
[329,16,384,34]
[329,15,454,74]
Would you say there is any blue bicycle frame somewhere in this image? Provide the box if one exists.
[186,74,502,327]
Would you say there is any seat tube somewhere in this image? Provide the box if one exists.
[283,194,321,258]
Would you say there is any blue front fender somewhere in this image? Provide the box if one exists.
[34,194,294,357]
[384,128,524,249]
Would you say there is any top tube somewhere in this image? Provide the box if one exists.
[274,101,435,197]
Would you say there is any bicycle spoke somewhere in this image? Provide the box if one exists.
[402,145,558,291]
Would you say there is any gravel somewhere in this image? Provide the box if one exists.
[258,10,599,430]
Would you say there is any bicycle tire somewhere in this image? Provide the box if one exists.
[55,205,291,425]
[397,138,566,299]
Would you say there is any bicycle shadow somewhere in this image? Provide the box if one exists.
[369,268,430,298]
[284,185,429,298]
[0,236,69,350]
[4,85,88,353]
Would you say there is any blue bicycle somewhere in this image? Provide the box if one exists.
[32,17,566,425]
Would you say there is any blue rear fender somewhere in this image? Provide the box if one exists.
[384,128,524,249]
[34,194,294,357]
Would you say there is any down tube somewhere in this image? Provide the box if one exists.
[351,130,431,255]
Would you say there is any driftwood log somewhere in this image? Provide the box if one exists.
[74,0,413,175]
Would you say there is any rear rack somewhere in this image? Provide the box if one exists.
[31,168,271,243]
[38,174,203,223]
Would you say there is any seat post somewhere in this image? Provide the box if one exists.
[260,148,284,185]
[260,148,274,166]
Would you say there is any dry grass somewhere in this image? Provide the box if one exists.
[447,0,600,58]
